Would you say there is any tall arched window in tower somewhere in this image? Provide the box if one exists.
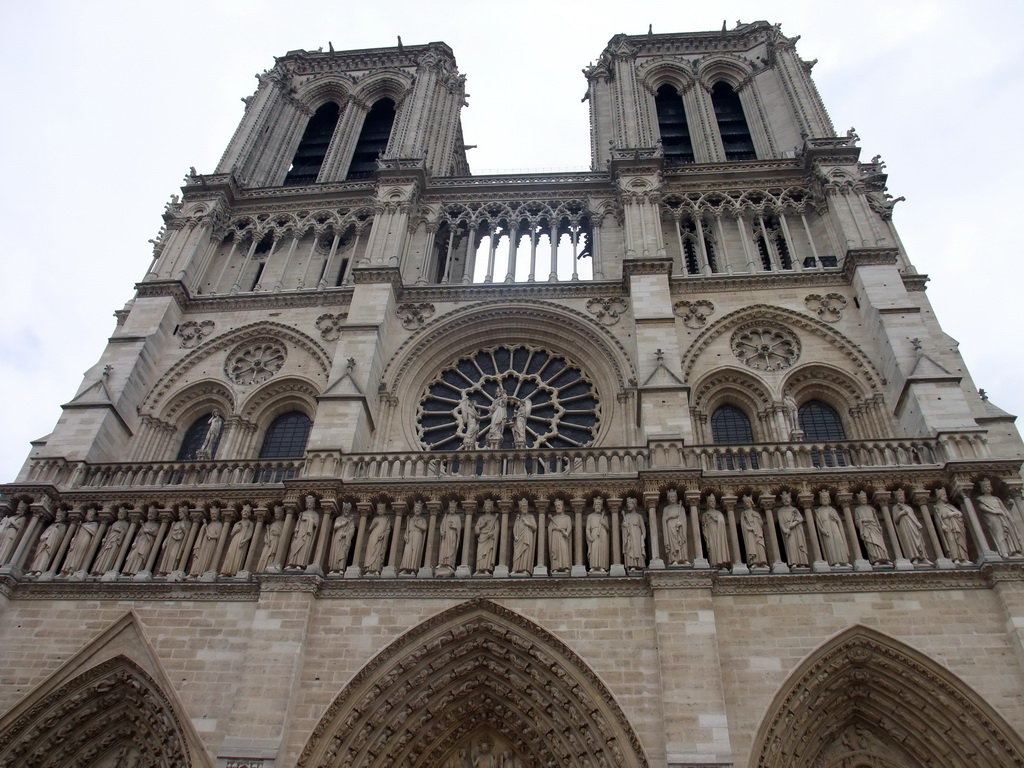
[284,102,341,186]
[347,98,396,179]
[655,84,694,164]
[711,404,758,469]
[259,412,312,458]
[799,399,847,467]
[711,81,755,161]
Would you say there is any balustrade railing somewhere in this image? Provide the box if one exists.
[24,458,304,490]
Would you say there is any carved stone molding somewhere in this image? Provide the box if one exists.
[585,296,629,326]
[315,312,348,341]
[672,299,715,329]
[396,302,436,330]
[804,292,848,322]
[176,320,215,348]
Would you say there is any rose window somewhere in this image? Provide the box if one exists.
[417,344,599,450]
[226,340,287,385]
[731,325,800,371]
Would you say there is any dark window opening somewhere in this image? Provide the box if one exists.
[259,411,312,459]
[712,405,754,444]
[347,98,396,180]
[711,82,755,161]
[655,84,694,164]
[705,239,718,273]
[755,235,773,271]
[176,413,222,461]
[251,261,265,290]
[682,235,699,275]
[821,255,839,268]
[284,102,341,186]
[800,399,848,467]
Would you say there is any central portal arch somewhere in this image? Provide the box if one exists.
[297,599,649,768]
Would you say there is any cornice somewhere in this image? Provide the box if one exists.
[612,21,783,57]
[133,279,353,314]
[401,280,627,303]
[902,273,929,292]
[669,268,845,294]
[11,580,260,601]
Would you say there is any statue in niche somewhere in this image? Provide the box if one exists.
[548,499,572,572]
[976,478,1022,557]
[740,495,767,566]
[363,502,392,575]
[157,506,190,574]
[621,497,646,570]
[257,505,286,572]
[486,387,509,448]
[28,509,67,574]
[454,392,481,450]
[776,491,808,567]
[510,498,536,575]
[586,496,610,572]
[0,501,27,564]
[400,500,427,573]
[661,489,688,566]
[892,489,930,563]
[512,396,532,448]
[221,505,254,576]
[123,506,159,575]
[782,387,800,435]
[287,495,320,569]
[189,506,223,576]
[474,499,498,574]
[853,491,890,564]
[92,507,130,574]
[330,502,355,572]
[815,490,849,566]
[437,500,462,573]
[934,488,969,563]
[62,508,100,574]
[194,409,224,460]
[473,740,498,768]
[701,494,730,568]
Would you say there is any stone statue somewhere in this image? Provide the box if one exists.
[287,496,320,569]
[474,499,498,574]
[363,502,392,575]
[853,491,889,564]
[92,507,130,574]
[782,387,799,436]
[330,502,355,572]
[257,505,286,572]
[511,498,536,575]
[815,490,849,566]
[892,489,929,563]
[189,507,223,576]
[548,499,572,573]
[739,495,767,566]
[122,506,159,575]
[194,409,224,460]
[621,497,646,570]
[976,478,1022,557]
[63,508,100,574]
[776,492,808,567]
[28,510,67,574]
[221,505,254,576]
[486,388,509,447]
[454,393,481,450]
[474,740,498,768]
[934,488,969,563]
[0,501,27,565]
[661,489,687,566]
[438,501,462,573]
[586,496,610,572]
[400,500,427,573]
[701,494,730,567]
[512,396,532,448]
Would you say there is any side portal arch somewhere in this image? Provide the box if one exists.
[298,599,650,768]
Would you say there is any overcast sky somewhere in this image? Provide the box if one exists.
[1,0,1021,481]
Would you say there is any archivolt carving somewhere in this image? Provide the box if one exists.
[691,368,773,414]
[681,304,884,389]
[783,364,871,412]
[752,625,1024,768]
[694,53,756,88]
[297,599,649,768]
[238,376,322,423]
[159,380,236,425]
[141,322,332,414]
[0,655,193,768]
[352,68,415,105]
[638,58,698,93]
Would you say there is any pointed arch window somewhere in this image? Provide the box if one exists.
[711,81,755,161]
[347,98,396,180]
[176,413,222,461]
[259,411,312,458]
[284,102,341,186]
[655,84,694,164]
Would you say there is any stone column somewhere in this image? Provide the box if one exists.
[759,494,787,574]
[571,498,587,577]
[533,498,549,577]
[6,503,50,576]
[272,504,298,573]
[174,510,204,579]
[382,501,406,579]
[310,497,336,576]
[957,488,998,562]
[799,491,828,572]
[608,498,625,577]
[136,510,172,582]
[420,500,441,578]
[494,499,511,578]
[836,492,868,572]
[345,502,371,578]
[45,512,80,581]
[103,509,141,582]
[204,508,234,582]
[644,492,665,570]
[242,507,268,577]
[914,489,953,569]
[685,491,708,568]
[875,490,911,571]
[457,500,476,578]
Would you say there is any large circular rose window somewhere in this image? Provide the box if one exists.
[417,344,599,450]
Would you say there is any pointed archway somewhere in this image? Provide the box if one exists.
[297,599,650,768]
[0,613,209,767]
[751,625,1024,768]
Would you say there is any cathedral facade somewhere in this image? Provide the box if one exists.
[2,21,1024,768]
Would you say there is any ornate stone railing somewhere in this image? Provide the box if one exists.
[22,458,304,490]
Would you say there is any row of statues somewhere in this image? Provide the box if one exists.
[0,479,1020,580]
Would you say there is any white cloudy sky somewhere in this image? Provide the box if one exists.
[1,0,1021,481]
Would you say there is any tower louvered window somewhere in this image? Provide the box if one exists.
[347,98,396,180]
[655,84,694,164]
[284,102,341,186]
[711,82,755,161]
